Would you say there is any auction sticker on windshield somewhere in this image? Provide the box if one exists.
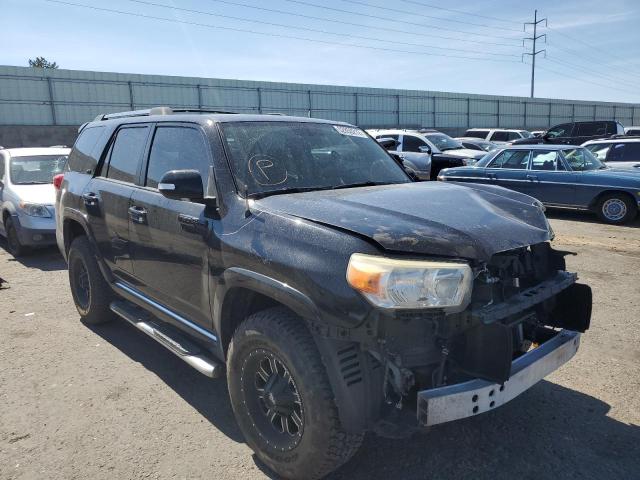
[334,125,367,138]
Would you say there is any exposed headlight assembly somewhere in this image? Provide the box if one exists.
[19,202,51,217]
[346,253,473,312]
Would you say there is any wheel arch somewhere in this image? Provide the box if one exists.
[589,189,637,210]
[215,267,322,357]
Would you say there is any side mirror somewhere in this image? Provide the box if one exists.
[418,145,432,154]
[158,169,204,201]
[377,137,399,150]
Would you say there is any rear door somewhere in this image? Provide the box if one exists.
[398,134,432,178]
[484,149,531,194]
[606,142,640,170]
[574,122,607,144]
[84,124,151,279]
[128,123,215,330]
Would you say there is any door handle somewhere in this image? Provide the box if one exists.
[178,214,207,234]
[487,173,497,180]
[526,175,539,181]
[633,164,640,168]
[128,205,148,224]
[82,192,99,207]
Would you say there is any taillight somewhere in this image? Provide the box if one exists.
[53,173,64,190]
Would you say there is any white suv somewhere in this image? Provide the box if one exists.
[582,138,640,171]
[464,128,533,143]
[0,147,69,256]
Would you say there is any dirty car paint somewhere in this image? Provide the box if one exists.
[254,181,552,262]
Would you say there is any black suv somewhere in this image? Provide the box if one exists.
[56,108,591,480]
[513,120,625,145]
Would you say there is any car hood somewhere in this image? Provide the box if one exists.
[253,182,552,262]
[438,148,486,159]
[9,183,56,205]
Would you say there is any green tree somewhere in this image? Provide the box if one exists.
[28,57,59,69]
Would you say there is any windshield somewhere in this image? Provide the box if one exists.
[584,143,610,160]
[220,122,410,196]
[423,133,463,151]
[9,155,68,185]
[520,131,533,138]
[563,148,606,171]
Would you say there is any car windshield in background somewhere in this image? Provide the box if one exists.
[423,133,463,151]
[9,155,68,185]
[220,122,409,196]
[520,131,533,138]
[563,148,605,171]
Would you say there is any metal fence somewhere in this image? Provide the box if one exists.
[1,65,639,133]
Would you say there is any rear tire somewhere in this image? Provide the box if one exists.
[227,307,363,480]
[595,193,637,224]
[68,235,114,325]
[5,217,28,257]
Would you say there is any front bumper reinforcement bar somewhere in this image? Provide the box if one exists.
[417,329,580,427]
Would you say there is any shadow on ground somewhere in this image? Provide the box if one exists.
[0,240,66,271]
[546,208,640,228]
[89,317,639,480]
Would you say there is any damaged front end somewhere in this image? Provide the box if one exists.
[325,242,592,434]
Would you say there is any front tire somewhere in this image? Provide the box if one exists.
[68,236,114,325]
[596,193,637,224]
[5,217,27,257]
[227,307,363,480]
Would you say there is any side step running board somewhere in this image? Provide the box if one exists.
[110,300,223,378]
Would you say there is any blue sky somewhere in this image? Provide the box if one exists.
[4,0,640,103]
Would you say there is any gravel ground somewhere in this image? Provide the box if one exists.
[1,210,639,480]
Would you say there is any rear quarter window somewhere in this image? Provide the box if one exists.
[464,130,489,139]
[66,126,106,174]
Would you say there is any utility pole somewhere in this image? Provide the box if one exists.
[523,10,547,98]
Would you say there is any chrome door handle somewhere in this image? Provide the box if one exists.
[128,205,147,224]
[82,192,99,206]
[526,175,539,181]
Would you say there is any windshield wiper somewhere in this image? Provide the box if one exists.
[16,181,50,185]
[249,181,392,198]
[440,146,463,151]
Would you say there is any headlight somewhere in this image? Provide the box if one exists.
[19,202,52,217]
[346,253,473,312]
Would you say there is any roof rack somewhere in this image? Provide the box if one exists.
[94,106,238,121]
[609,134,640,139]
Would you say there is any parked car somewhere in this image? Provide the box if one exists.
[57,107,591,480]
[0,146,69,255]
[455,137,499,152]
[438,145,640,224]
[583,138,640,170]
[624,126,640,136]
[463,128,533,143]
[512,121,625,145]
[368,129,485,179]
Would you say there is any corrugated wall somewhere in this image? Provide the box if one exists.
[1,65,639,134]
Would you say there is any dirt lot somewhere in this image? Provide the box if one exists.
[1,210,639,480]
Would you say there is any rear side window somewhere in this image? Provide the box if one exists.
[608,143,640,162]
[145,126,211,190]
[576,122,606,137]
[0,155,5,180]
[465,130,489,139]
[626,128,640,135]
[489,150,530,169]
[106,126,149,184]
[66,126,105,173]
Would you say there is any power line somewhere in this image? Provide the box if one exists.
[397,0,521,25]
[277,0,523,41]
[201,0,521,47]
[544,57,639,91]
[123,0,520,58]
[339,0,523,32]
[44,0,525,64]
[545,34,640,79]
[546,25,631,65]
[532,63,640,97]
